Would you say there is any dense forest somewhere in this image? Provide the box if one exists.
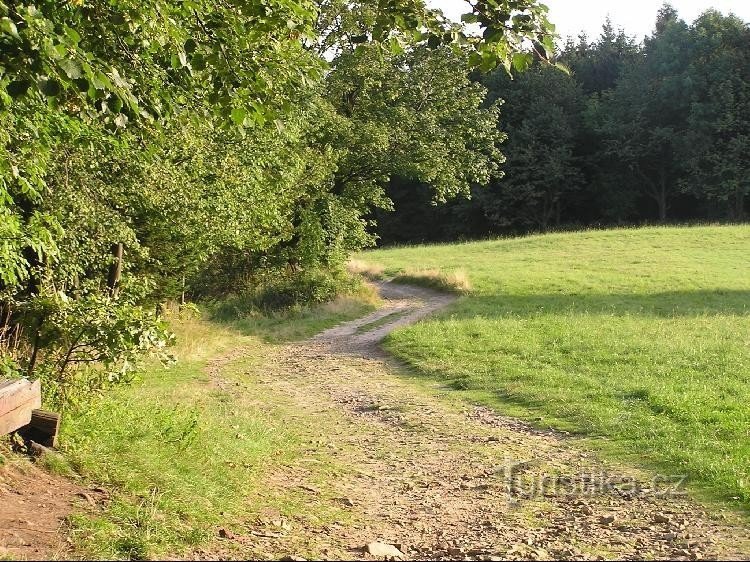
[0,0,558,405]
[376,5,750,244]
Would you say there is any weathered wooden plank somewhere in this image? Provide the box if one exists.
[0,379,42,436]
[0,379,41,414]
[0,401,37,436]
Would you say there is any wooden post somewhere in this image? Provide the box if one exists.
[107,242,124,298]
[20,409,61,448]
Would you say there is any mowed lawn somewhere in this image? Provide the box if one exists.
[358,226,750,506]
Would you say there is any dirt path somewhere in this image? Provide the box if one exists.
[4,282,750,561]
[0,454,83,560]
[227,281,750,561]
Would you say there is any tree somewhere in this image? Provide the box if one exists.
[563,19,639,95]
[479,61,584,231]
[291,44,504,257]
[588,5,693,222]
[681,10,750,220]
[1,0,558,395]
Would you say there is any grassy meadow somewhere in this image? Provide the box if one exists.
[358,225,750,506]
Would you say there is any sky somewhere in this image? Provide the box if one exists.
[427,0,750,42]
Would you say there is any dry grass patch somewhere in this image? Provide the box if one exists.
[347,259,385,280]
[392,268,472,294]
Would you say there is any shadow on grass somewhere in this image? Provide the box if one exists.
[442,289,750,319]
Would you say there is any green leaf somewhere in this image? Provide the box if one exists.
[230,107,246,126]
[0,16,19,39]
[184,38,198,54]
[511,52,533,73]
[59,59,83,80]
[92,70,112,90]
[460,13,479,24]
[351,34,368,44]
[388,37,404,55]
[541,35,556,57]
[554,61,571,75]
[191,53,206,70]
[467,52,483,68]
[51,44,68,60]
[64,26,81,45]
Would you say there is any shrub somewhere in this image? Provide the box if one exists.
[6,289,175,410]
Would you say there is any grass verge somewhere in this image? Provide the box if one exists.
[57,292,376,559]
[355,310,410,334]
[358,225,750,509]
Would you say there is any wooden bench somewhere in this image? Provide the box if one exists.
[0,379,61,447]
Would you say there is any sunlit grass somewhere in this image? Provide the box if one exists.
[358,225,750,507]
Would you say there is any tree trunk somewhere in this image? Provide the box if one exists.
[635,166,668,223]
[733,188,746,221]
[657,191,667,222]
[106,243,124,298]
[656,173,668,223]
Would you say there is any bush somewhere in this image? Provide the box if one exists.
[254,270,345,310]
[7,290,175,410]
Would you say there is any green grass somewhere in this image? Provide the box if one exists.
[59,297,375,559]
[358,225,750,508]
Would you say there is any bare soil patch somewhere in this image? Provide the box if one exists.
[0,455,84,560]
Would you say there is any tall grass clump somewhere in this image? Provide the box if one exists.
[392,268,472,294]
[346,259,386,280]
